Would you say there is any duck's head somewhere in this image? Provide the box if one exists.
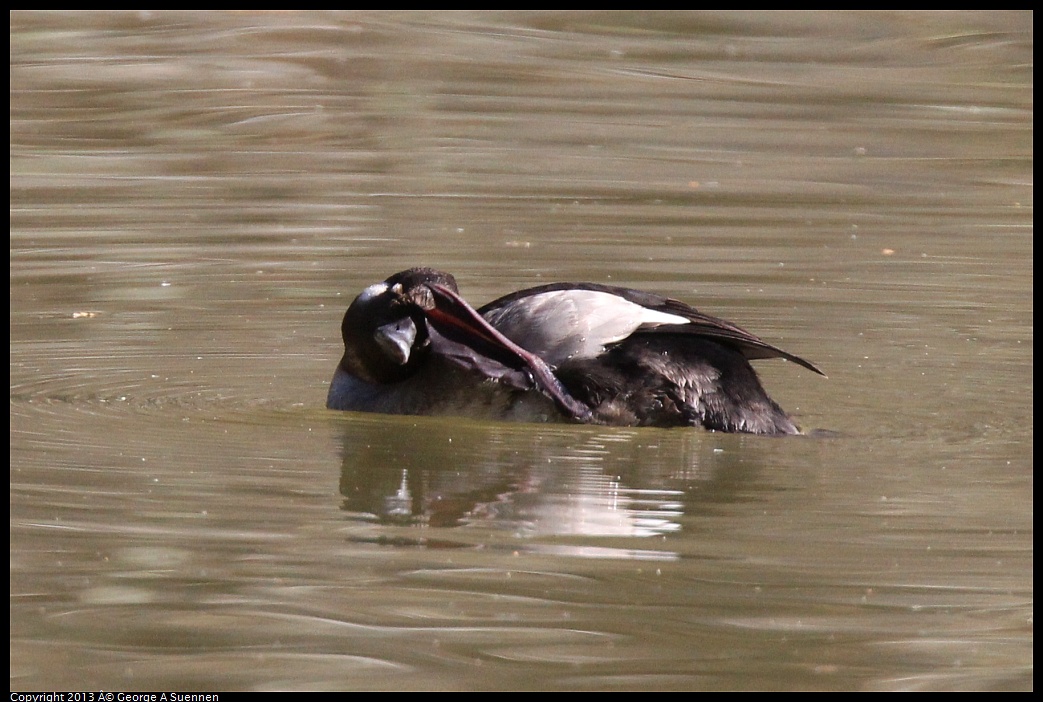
[338,268,459,384]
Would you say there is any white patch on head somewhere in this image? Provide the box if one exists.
[357,282,389,303]
[484,290,690,365]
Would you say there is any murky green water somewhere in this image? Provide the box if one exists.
[11,11,1032,691]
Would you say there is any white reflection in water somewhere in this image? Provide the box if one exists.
[334,417,738,560]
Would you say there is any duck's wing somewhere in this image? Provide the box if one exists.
[634,300,825,377]
[481,282,825,377]
[479,285,694,366]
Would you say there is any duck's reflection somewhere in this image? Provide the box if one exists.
[335,414,767,550]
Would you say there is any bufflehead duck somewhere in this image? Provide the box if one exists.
[327,268,824,435]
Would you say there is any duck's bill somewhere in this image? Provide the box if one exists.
[423,283,592,421]
[373,317,417,365]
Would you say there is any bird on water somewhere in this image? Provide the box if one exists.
[327,268,824,435]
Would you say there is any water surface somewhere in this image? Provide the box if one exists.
[10,11,1032,691]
